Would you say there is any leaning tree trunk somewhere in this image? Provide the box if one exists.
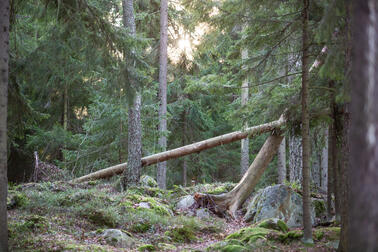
[0,0,9,250]
[157,0,168,189]
[210,133,284,217]
[72,116,286,183]
[301,0,312,242]
[349,0,378,250]
[121,0,142,188]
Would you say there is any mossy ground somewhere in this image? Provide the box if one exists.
[7,180,339,251]
[7,180,225,251]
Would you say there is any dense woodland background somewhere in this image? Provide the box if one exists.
[1,0,378,251]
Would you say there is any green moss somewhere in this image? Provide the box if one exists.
[8,214,48,237]
[277,230,303,244]
[314,229,324,241]
[255,218,288,233]
[131,223,152,233]
[85,210,118,227]
[7,191,29,209]
[165,225,197,243]
[157,243,177,251]
[321,227,340,241]
[138,244,155,251]
[313,200,326,217]
[220,244,247,252]
[226,227,271,244]
[277,220,289,233]
[63,243,109,251]
[87,180,99,186]
[207,186,228,195]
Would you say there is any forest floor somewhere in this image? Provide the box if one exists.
[7,179,340,251]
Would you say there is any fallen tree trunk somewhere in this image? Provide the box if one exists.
[72,115,286,183]
[197,133,284,218]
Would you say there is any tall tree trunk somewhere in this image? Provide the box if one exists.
[349,0,378,250]
[301,0,312,242]
[338,3,351,250]
[338,104,350,252]
[63,85,68,131]
[289,130,302,183]
[329,80,340,219]
[121,0,142,188]
[327,122,334,217]
[157,0,168,189]
[277,137,286,184]
[321,127,328,193]
[240,47,249,176]
[182,109,188,187]
[0,0,9,250]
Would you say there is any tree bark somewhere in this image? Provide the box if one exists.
[240,47,249,176]
[182,109,188,187]
[211,134,284,217]
[72,115,286,183]
[321,127,328,193]
[349,0,378,250]
[277,137,286,184]
[301,0,312,242]
[121,0,142,188]
[289,131,302,183]
[157,0,168,189]
[0,0,9,250]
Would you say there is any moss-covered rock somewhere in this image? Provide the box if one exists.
[220,244,247,252]
[165,225,197,243]
[226,227,272,243]
[277,230,303,244]
[101,229,138,248]
[255,218,289,233]
[138,244,156,251]
[140,175,158,187]
[7,191,29,209]
[157,243,177,251]
[313,199,326,218]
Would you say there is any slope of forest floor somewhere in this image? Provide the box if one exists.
[7,179,340,251]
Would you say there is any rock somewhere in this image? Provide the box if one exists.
[244,184,315,228]
[157,243,177,251]
[176,195,195,211]
[138,202,151,209]
[256,218,289,233]
[101,229,137,248]
[196,208,210,219]
[140,175,158,187]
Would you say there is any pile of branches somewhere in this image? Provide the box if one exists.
[31,152,64,182]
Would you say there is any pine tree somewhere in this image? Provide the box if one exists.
[122,0,142,188]
[157,0,168,189]
[301,0,312,243]
[0,0,9,250]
